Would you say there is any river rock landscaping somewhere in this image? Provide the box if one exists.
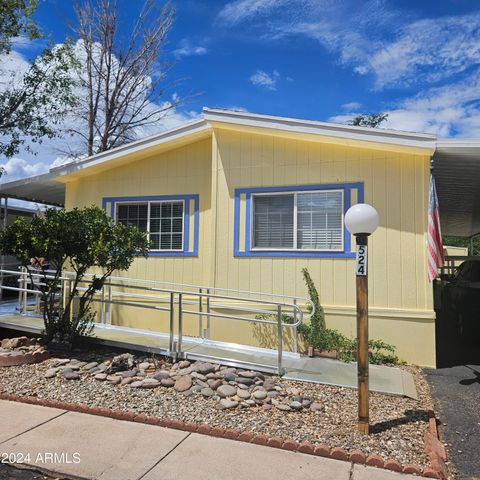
[0,337,49,367]
[0,349,435,470]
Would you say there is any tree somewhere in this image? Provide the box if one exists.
[0,0,40,54]
[0,1,78,158]
[347,113,388,128]
[0,206,150,344]
[70,0,179,157]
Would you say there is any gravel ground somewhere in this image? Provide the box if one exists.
[0,351,434,469]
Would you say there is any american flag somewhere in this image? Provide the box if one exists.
[427,173,444,281]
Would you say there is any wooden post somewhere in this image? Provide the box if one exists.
[356,233,369,435]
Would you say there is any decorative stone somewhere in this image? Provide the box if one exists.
[236,378,254,386]
[130,381,144,388]
[178,360,191,368]
[290,401,303,410]
[236,388,251,400]
[53,358,70,367]
[223,372,237,382]
[161,378,175,388]
[238,370,257,378]
[107,375,121,385]
[94,373,108,381]
[141,378,160,388]
[174,375,193,392]
[196,362,215,375]
[83,362,98,370]
[44,368,58,378]
[201,387,214,397]
[107,353,135,373]
[121,377,134,385]
[276,404,292,412]
[220,399,238,409]
[217,385,237,398]
[153,370,170,381]
[138,362,151,371]
[207,379,222,390]
[63,371,80,380]
[253,391,267,400]
[310,402,323,411]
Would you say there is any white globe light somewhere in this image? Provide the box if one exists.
[344,203,379,235]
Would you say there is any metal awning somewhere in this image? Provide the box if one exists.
[434,140,480,237]
[0,171,65,207]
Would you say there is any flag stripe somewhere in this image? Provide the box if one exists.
[427,173,444,282]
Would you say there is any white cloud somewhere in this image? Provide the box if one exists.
[218,0,480,89]
[330,73,480,137]
[1,157,48,181]
[218,0,286,25]
[173,39,208,58]
[342,102,362,111]
[250,69,280,90]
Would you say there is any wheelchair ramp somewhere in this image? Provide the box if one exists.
[0,312,417,399]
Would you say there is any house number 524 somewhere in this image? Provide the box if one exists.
[356,245,367,276]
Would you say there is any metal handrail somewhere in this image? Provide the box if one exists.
[0,267,313,375]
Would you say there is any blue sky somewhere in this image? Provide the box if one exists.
[3,0,480,180]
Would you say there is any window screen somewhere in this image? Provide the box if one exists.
[116,201,184,251]
[252,190,344,251]
[296,191,343,250]
[253,195,294,248]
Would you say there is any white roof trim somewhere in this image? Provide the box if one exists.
[203,108,437,150]
[50,118,210,177]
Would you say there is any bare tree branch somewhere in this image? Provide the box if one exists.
[70,0,181,156]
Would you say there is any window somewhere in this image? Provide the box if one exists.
[252,190,344,251]
[117,200,184,251]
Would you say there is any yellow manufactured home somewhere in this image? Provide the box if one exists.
[1,109,441,367]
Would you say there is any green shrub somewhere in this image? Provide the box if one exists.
[256,268,400,365]
[0,206,149,344]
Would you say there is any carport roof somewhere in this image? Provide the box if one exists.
[434,139,480,237]
[0,171,65,207]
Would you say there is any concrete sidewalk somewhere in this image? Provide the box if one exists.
[0,400,418,480]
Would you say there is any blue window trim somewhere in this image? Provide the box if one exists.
[103,194,199,257]
[234,182,364,258]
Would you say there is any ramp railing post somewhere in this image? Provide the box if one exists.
[206,288,211,339]
[293,299,298,354]
[169,292,175,355]
[277,304,285,376]
[178,293,183,356]
[198,287,203,338]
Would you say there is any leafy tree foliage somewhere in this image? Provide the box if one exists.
[0,0,40,54]
[0,1,78,158]
[0,206,150,343]
[443,234,480,256]
[347,113,388,128]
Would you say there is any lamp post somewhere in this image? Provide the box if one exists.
[344,203,379,435]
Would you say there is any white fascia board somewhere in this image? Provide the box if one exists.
[204,108,437,150]
[50,118,210,177]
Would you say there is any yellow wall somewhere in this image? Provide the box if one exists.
[65,137,212,288]
[211,127,435,366]
[63,127,436,367]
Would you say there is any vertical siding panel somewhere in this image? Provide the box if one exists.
[401,156,418,309]
[385,156,402,308]
[371,151,388,307]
